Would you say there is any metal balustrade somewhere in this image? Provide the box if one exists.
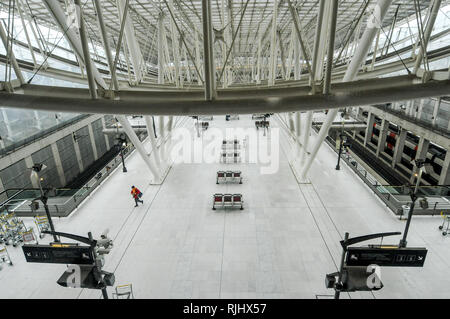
[0,144,135,217]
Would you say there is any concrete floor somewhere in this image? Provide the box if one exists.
[1,114,449,299]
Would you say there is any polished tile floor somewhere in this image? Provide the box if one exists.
[1,114,448,299]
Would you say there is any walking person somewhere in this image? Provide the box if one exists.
[131,185,144,207]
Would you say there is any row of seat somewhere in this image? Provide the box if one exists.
[214,138,244,210]
[195,121,209,130]
[216,171,242,184]
[212,194,244,210]
[225,115,239,121]
[252,114,265,120]
[220,152,241,163]
[222,139,240,145]
[255,120,270,129]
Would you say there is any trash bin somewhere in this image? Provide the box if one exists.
[402,204,410,217]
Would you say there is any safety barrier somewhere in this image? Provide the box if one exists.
[212,193,243,210]
[216,171,242,184]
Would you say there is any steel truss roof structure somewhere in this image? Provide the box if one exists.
[0,0,448,114]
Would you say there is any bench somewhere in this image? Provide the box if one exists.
[212,193,244,210]
[216,171,243,184]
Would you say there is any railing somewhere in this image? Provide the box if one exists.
[0,116,189,217]
[0,144,134,217]
[320,129,450,216]
[372,104,450,138]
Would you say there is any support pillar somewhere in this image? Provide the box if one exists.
[0,23,25,85]
[202,0,216,100]
[432,98,441,126]
[145,116,161,169]
[159,116,165,163]
[73,136,84,172]
[439,150,450,185]
[87,123,99,160]
[25,156,38,188]
[364,112,376,147]
[268,0,278,86]
[168,0,181,87]
[43,0,106,89]
[392,128,407,168]
[101,117,111,150]
[117,115,161,183]
[51,143,67,187]
[376,119,388,157]
[410,137,430,183]
[413,0,442,74]
[94,0,119,90]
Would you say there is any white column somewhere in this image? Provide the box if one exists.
[364,112,376,147]
[145,116,161,169]
[159,116,166,162]
[376,119,388,157]
[25,156,39,188]
[117,115,161,182]
[300,111,313,165]
[168,0,181,87]
[158,14,165,85]
[268,0,278,86]
[392,128,406,168]
[413,0,442,74]
[432,98,441,126]
[410,137,430,183]
[73,137,85,172]
[0,23,25,84]
[101,117,111,150]
[51,142,67,186]
[439,150,450,185]
[1,108,12,138]
[117,0,144,84]
[300,0,393,180]
[87,123,99,160]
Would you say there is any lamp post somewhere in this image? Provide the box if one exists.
[116,134,127,173]
[336,133,345,170]
[399,159,427,248]
[30,163,59,242]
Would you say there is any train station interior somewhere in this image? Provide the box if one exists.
[0,0,449,299]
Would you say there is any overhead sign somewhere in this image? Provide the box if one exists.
[22,244,95,265]
[346,246,427,267]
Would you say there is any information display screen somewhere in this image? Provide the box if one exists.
[345,246,427,267]
[22,244,95,265]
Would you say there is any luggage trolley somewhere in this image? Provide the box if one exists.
[0,224,6,245]
[0,245,13,269]
[4,225,24,247]
[112,284,134,299]
[35,215,51,239]
[438,212,450,236]
[1,213,27,247]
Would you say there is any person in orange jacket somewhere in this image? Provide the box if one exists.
[131,185,143,207]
